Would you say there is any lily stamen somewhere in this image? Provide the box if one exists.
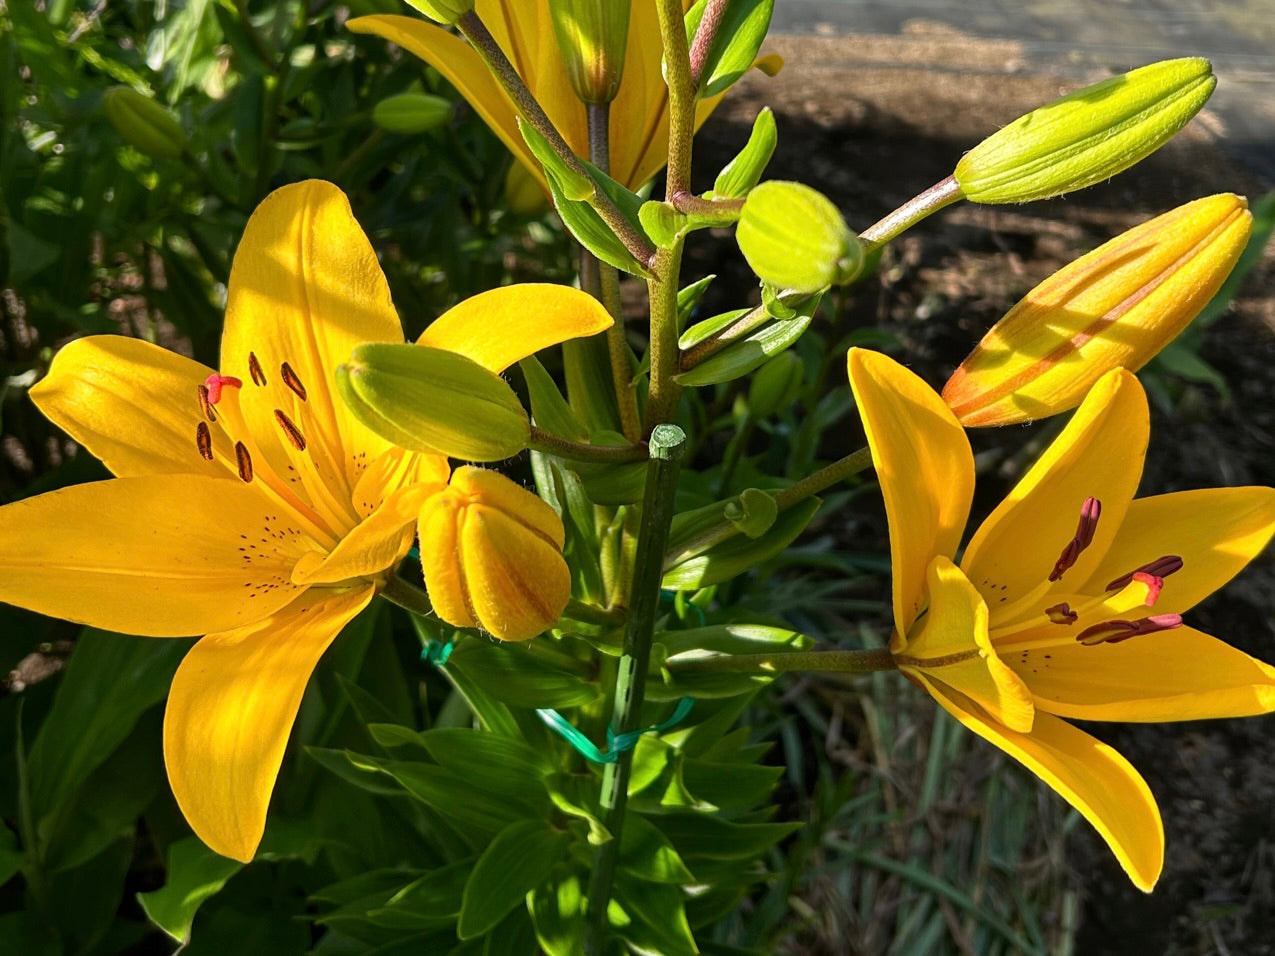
[234,441,254,482]
[248,352,267,387]
[195,421,214,461]
[1045,601,1078,624]
[1106,555,1184,592]
[1049,496,1101,581]
[281,362,307,401]
[1076,613,1184,646]
[274,409,307,452]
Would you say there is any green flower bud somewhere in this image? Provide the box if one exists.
[954,57,1215,204]
[549,0,631,105]
[736,181,863,293]
[371,92,452,134]
[402,0,473,25]
[102,87,185,160]
[747,351,803,417]
[336,343,529,461]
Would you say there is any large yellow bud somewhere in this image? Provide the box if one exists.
[419,467,571,641]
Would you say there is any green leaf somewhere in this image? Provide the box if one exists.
[674,313,813,387]
[677,274,717,328]
[137,837,243,944]
[521,356,589,441]
[529,869,586,956]
[619,813,696,884]
[27,629,191,813]
[520,120,651,276]
[613,876,698,955]
[418,727,554,782]
[659,812,802,862]
[662,498,822,589]
[458,819,569,939]
[447,639,600,709]
[1150,340,1231,398]
[0,826,22,887]
[712,108,777,199]
[685,0,775,97]
[678,308,750,350]
[639,200,692,248]
[657,624,809,659]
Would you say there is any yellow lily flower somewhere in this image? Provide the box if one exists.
[848,348,1275,891]
[348,1,780,190]
[0,179,610,862]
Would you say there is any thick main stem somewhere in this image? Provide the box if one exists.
[655,0,696,198]
[457,11,655,266]
[645,241,686,429]
[583,425,686,955]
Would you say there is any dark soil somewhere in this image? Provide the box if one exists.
[693,25,1275,955]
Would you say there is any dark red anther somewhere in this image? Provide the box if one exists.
[248,352,267,386]
[1048,496,1102,582]
[1076,613,1182,647]
[195,421,214,461]
[1045,602,1078,625]
[234,441,253,482]
[1105,555,1184,593]
[203,373,243,405]
[196,384,217,422]
[274,409,307,451]
[280,361,307,401]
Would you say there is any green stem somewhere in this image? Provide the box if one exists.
[664,446,873,569]
[563,598,627,628]
[688,0,731,86]
[457,11,655,267]
[670,190,745,221]
[666,647,897,676]
[645,241,686,429]
[587,101,642,443]
[380,575,434,617]
[528,426,648,463]
[655,0,696,198]
[859,175,962,254]
[679,290,812,371]
[584,425,686,956]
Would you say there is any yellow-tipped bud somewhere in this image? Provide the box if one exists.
[418,467,571,641]
[103,87,186,159]
[402,0,473,25]
[943,193,1251,426]
[954,58,1214,203]
[549,0,631,105]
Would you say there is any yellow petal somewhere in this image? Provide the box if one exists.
[1079,487,1275,616]
[1016,624,1275,722]
[895,557,1035,732]
[944,194,1250,426]
[30,335,231,479]
[418,467,569,640]
[0,475,313,636]
[847,349,974,634]
[962,369,1146,606]
[418,490,477,630]
[416,284,612,372]
[928,688,1163,892]
[164,586,375,862]
[221,180,402,499]
[291,482,442,587]
[348,15,551,190]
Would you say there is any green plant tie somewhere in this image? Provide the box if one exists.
[659,589,706,626]
[535,698,694,764]
[419,639,455,666]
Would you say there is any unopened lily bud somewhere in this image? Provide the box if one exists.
[402,0,473,25]
[336,343,530,461]
[954,58,1214,203]
[419,467,571,641]
[103,87,186,159]
[747,351,803,417]
[372,92,452,134]
[943,193,1251,426]
[736,181,863,293]
[549,0,631,105]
